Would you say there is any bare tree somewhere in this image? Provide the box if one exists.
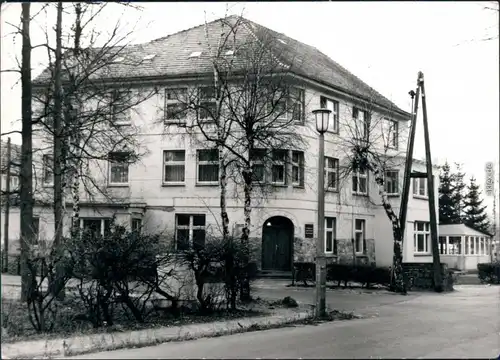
[332,85,410,293]
[164,15,308,300]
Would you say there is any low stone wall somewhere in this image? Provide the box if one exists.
[1,255,21,275]
[403,262,454,291]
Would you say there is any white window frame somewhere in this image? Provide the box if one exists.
[271,150,287,185]
[353,107,368,140]
[42,154,54,186]
[354,219,365,254]
[163,150,186,185]
[413,177,428,198]
[110,90,132,126]
[196,149,219,185]
[164,88,188,123]
[197,86,217,123]
[10,175,19,190]
[352,168,368,195]
[108,152,130,186]
[320,97,339,133]
[290,88,305,124]
[384,170,399,195]
[325,157,339,191]
[383,118,398,149]
[325,217,337,254]
[414,221,430,254]
[251,149,266,183]
[291,150,304,187]
[131,218,142,233]
[175,214,206,251]
[80,218,111,237]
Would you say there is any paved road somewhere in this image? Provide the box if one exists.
[67,284,500,359]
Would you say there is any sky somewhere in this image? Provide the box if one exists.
[1,1,499,217]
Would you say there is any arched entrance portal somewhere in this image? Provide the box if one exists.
[261,216,294,271]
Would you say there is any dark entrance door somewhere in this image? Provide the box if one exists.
[261,216,293,271]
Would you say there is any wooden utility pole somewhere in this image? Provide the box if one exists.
[3,138,12,272]
[399,71,443,292]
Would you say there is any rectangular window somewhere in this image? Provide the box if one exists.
[449,236,461,255]
[198,86,217,122]
[110,90,131,126]
[32,217,40,245]
[439,236,447,255]
[290,88,305,123]
[42,154,54,185]
[383,118,398,149]
[108,152,129,185]
[131,218,142,233]
[320,96,339,133]
[325,157,339,191]
[165,88,188,122]
[271,150,287,185]
[480,237,485,255]
[163,150,185,184]
[354,219,365,254]
[384,170,399,195]
[325,217,337,254]
[353,107,368,139]
[197,149,219,184]
[81,218,111,238]
[175,214,206,251]
[414,221,430,253]
[251,149,266,182]
[470,236,476,255]
[10,176,19,190]
[465,236,470,255]
[413,178,428,197]
[291,151,304,187]
[352,168,368,195]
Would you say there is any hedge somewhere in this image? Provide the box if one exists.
[292,262,391,288]
[477,262,500,284]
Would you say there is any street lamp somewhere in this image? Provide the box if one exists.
[312,108,331,318]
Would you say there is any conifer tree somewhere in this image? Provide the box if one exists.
[439,161,460,224]
[464,177,490,233]
[451,163,467,223]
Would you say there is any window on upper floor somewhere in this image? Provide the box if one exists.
[271,150,287,185]
[251,149,267,183]
[384,170,399,195]
[198,86,217,122]
[291,151,305,187]
[267,87,305,124]
[413,177,428,198]
[320,96,339,133]
[383,118,398,149]
[108,152,130,185]
[352,107,369,140]
[197,149,219,185]
[352,168,368,195]
[325,157,339,191]
[110,90,132,126]
[414,221,430,254]
[163,150,185,184]
[165,88,188,123]
[42,154,54,186]
[175,214,206,251]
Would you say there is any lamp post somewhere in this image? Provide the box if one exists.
[312,108,331,318]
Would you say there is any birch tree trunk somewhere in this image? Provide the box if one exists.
[369,163,406,294]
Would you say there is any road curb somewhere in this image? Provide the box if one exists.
[1,311,313,359]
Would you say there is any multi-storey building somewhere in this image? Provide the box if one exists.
[24,15,440,271]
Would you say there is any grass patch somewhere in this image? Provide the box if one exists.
[1,295,264,344]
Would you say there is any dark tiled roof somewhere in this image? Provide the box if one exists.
[33,15,408,116]
[0,140,21,174]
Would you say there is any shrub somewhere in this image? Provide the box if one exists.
[65,223,178,327]
[327,263,391,288]
[292,262,315,286]
[477,262,500,284]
